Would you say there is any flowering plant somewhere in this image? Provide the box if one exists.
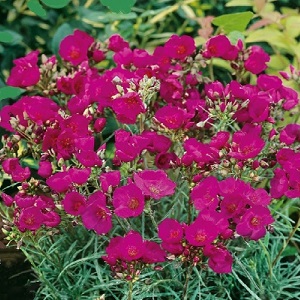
[0,28,300,299]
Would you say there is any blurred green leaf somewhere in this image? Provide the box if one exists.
[100,0,136,14]
[22,158,39,169]
[212,12,254,33]
[225,0,252,6]
[285,16,300,38]
[27,0,47,18]
[79,7,137,23]
[0,27,23,45]
[0,31,14,43]
[228,31,245,44]
[0,86,25,101]
[51,23,73,55]
[41,0,71,9]
[246,28,295,54]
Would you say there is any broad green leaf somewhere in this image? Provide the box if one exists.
[79,8,137,24]
[41,0,71,9]
[227,31,245,44]
[0,86,25,101]
[0,28,22,45]
[51,23,73,55]
[246,28,295,54]
[268,54,290,71]
[225,0,252,7]
[100,0,136,14]
[285,16,300,38]
[22,158,39,169]
[27,0,47,18]
[0,31,14,43]
[212,12,254,33]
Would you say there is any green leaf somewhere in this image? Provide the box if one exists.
[227,31,245,44]
[79,7,137,23]
[51,23,73,55]
[27,0,47,18]
[285,16,300,38]
[22,158,39,169]
[225,0,252,6]
[40,0,71,9]
[100,0,136,14]
[0,86,25,101]
[0,31,14,43]
[0,27,23,45]
[246,28,295,54]
[212,12,254,33]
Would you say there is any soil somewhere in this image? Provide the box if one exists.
[0,218,38,300]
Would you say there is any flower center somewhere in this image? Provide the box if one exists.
[128,198,139,210]
[96,208,107,219]
[250,216,261,226]
[127,246,138,257]
[177,45,187,55]
[69,47,81,60]
[195,231,206,243]
[25,215,34,225]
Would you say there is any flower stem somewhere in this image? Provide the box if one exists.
[272,213,300,269]
[182,265,193,300]
[128,281,133,300]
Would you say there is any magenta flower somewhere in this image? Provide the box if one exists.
[76,150,103,167]
[113,183,145,218]
[154,105,192,130]
[18,206,45,231]
[164,35,196,60]
[155,152,178,169]
[205,245,233,273]
[62,191,86,216]
[236,206,274,240]
[285,169,300,198]
[7,50,40,87]
[68,168,91,185]
[59,30,94,66]
[1,192,14,207]
[270,168,289,199]
[81,192,112,235]
[142,241,166,263]
[2,158,30,182]
[119,231,146,262]
[158,218,183,244]
[185,217,218,246]
[140,131,172,153]
[100,171,121,193]
[102,236,122,265]
[38,161,53,178]
[191,176,220,211]
[161,241,184,255]
[244,46,270,74]
[203,35,232,59]
[279,124,300,145]
[107,34,130,52]
[220,195,246,219]
[43,211,61,228]
[133,170,176,200]
[247,188,271,206]
[46,171,73,193]
[111,92,146,124]
[114,129,148,162]
[56,129,76,159]
[229,130,265,160]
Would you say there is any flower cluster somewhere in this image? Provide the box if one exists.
[0,30,299,279]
